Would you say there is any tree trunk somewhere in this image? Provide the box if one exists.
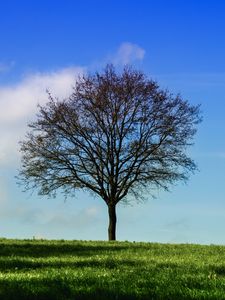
[108,204,117,241]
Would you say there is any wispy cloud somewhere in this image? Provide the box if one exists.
[0,202,100,226]
[193,151,225,159]
[44,206,100,229]
[110,42,145,65]
[0,176,8,205]
[0,66,84,166]
[215,152,225,159]
[163,218,189,231]
[0,61,15,73]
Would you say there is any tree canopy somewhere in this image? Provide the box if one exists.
[19,65,201,240]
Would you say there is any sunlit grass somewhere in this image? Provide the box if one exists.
[0,239,225,299]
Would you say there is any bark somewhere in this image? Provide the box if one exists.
[108,204,117,241]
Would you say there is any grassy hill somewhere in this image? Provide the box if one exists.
[0,239,225,299]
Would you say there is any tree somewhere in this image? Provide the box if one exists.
[18,65,201,241]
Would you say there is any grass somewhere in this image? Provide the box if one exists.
[0,239,225,299]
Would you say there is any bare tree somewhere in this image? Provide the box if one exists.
[18,65,201,240]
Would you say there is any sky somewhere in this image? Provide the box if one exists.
[0,0,225,244]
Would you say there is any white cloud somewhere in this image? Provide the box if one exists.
[0,66,84,166]
[111,42,145,65]
[0,67,84,124]
[45,206,100,228]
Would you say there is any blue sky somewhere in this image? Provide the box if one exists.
[0,0,225,244]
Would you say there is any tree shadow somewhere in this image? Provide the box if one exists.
[0,256,140,271]
[0,276,197,300]
[0,240,130,258]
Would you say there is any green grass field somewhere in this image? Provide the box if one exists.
[0,239,225,299]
